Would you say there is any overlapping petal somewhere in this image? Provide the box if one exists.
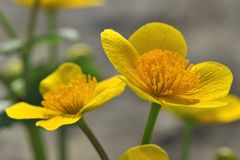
[162,98,227,109]
[40,63,83,95]
[36,115,80,131]
[120,75,229,109]
[101,29,143,84]
[5,102,59,119]
[119,144,169,160]
[194,95,240,123]
[15,0,104,9]
[82,76,126,113]
[206,95,240,123]
[185,62,233,101]
[129,22,187,57]
[118,76,159,104]
[172,94,240,123]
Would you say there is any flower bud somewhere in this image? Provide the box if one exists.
[215,147,237,160]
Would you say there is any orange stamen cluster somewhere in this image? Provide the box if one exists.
[137,50,199,97]
[42,75,97,114]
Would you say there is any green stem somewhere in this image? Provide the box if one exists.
[0,9,17,38]
[59,128,67,160]
[26,126,47,160]
[180,119,194,160]
[76,118,109,160]
[0,9,18,98]
[46,9,64,160]
[0,74,18,98]
[26,0,40,39]
[21,0,40,98]
[22,1,47,160]
[46,9,58,67]
[141,103,161,144]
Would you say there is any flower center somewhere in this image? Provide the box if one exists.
[137,50,199,97]
[42,75,97,114]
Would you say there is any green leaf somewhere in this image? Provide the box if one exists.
[67,43,101,80]
[0,100,15,127]
[0,28,80,54]
[36,28,80,45]
[0,39,25,54]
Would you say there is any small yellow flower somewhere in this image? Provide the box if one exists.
[170,94,240,123]
[101,22,233,110]
[119,144,169,160]
[5,63,125,131]
[14,0,104,9]
[215,147,238,160]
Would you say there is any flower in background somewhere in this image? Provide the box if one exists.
[215,147,238,160]
[5,63,125,131]
[169,94,240,123]
[67,43,102,80]
[1,56,23,79]
[14,0,104,9]
[119,144,169,160]
[101,22,233,110]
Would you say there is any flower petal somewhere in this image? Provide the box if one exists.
[101,29,140,82]
[161,96,227,109]
[164,95,240,123]
[5,102,59,119]
[40,63,83,95]
[36,115,80,131]
[15,0,104,9]
[118,76,160,104]
[193,95,240,123]
[119,144,169,160]
[60,0,104,8]
[129,22,187,57]
[185,62,233,101]
[81,76,126,113]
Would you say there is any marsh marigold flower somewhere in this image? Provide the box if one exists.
[6,63,125,130]
[119,144,169,160]
[101,22,233,110]
[15,0,104,9]
[170,94,240,123]
[215,147,238,160]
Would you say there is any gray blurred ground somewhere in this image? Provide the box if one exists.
[0,0,240,159]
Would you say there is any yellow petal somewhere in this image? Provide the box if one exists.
[119,144,169,160]
[40,63,83,95]
[81,76,126,113]
[15,0,104,9]
[165,95,240,123]
[162,98,227,109]
[5,102,59,119]
[101,29,141,82]
[129,22,187,57]
[185,62,233,101]
[194,95,240,123]
[118,76,160,105]
[60,0,104,8]
[36,115,80,131]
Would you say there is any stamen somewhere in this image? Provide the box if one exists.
[137,50,199,97]
[42,75,97,114]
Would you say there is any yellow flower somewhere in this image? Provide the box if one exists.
[14,0,104,9]
[215,147,238,160]
[169,94,240,123]
[101,22,233,110]
[5,63,125,131]
[119,144,169,160]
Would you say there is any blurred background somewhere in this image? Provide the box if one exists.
[0,0,240,159]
